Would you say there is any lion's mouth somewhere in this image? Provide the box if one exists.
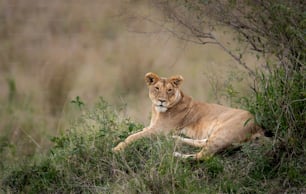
[155,104,168,112]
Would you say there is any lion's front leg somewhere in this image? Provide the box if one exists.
[113,128,155,152]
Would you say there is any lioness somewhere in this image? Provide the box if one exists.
[113,72,263,159]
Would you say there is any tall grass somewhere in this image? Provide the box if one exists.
[2,98,305,193]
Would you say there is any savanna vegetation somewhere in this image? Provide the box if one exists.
[1,0,305,193]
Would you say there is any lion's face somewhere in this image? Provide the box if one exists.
[145,72,183,112]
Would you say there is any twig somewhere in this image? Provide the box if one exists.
[20,128,41,149]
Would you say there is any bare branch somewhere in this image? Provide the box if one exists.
[149,0,258,76]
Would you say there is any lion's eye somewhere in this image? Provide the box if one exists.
[167,89,173,93]
[155,87,159,91]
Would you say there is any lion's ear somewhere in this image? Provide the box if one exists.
[145,72,160,86]
[170,75,184,87]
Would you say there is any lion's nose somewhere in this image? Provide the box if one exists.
[159,99,166,103]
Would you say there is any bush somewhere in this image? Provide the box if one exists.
[248,69,305,152]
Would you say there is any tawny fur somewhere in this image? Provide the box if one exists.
[113,72,263,159]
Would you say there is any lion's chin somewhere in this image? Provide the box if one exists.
[155,106,168,112]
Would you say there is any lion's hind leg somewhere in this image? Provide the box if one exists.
[172,136,211,160]
[173,152,196,159]
[172,135,207,147]
[173,148,213,160]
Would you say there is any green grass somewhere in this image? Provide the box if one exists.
[1,97,305,193]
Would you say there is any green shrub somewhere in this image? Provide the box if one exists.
[243,66,306,189]
[248,69,305,150]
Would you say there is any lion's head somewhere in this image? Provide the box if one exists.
[145,72,183,112]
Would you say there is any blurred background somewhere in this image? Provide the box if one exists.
[0,0,262,158]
